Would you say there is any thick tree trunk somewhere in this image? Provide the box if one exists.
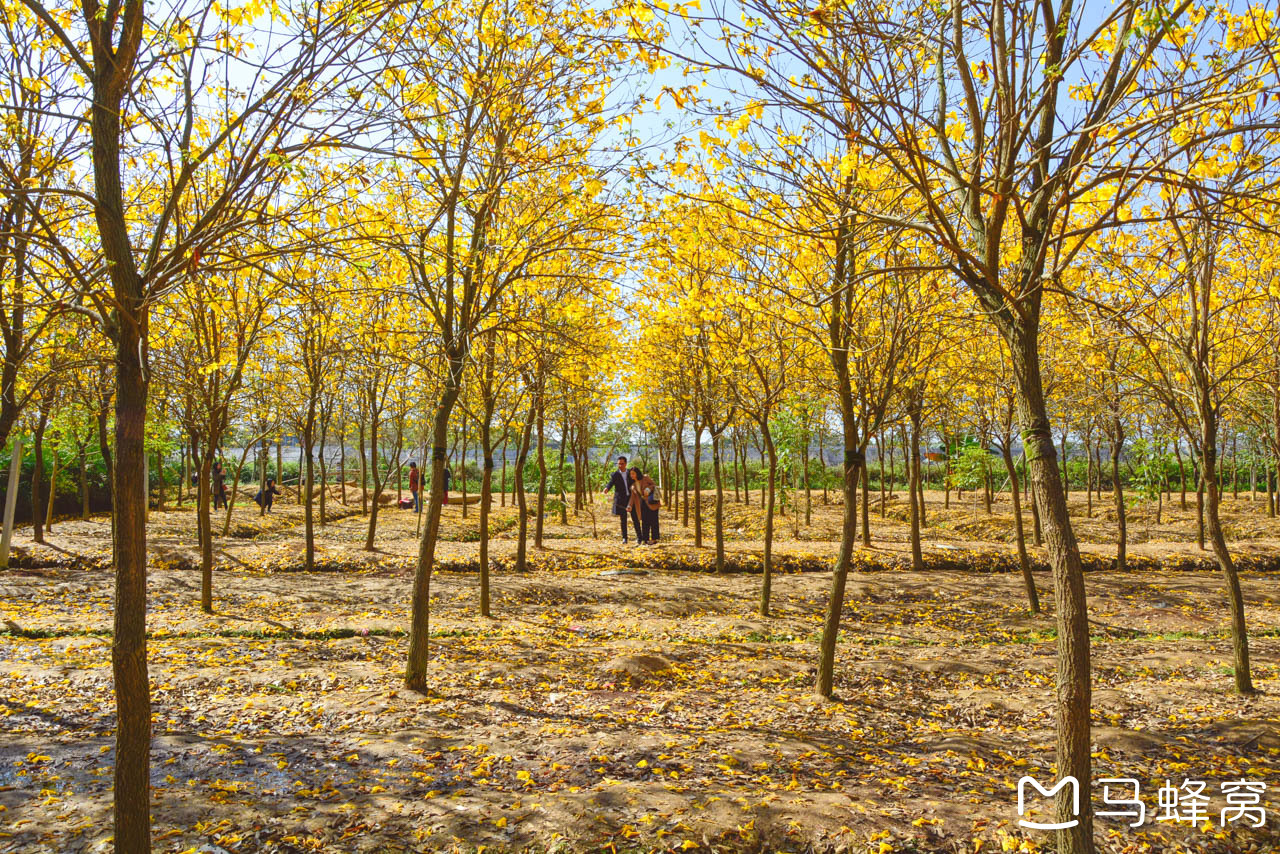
[1010,330,1092,854]
[113,327,151,854]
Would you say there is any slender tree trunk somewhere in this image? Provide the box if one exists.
[1060,430,1069,501]
[558,412,569,525]
[816,350,860,699]
[907,424,923,571]
[1195,462,1205,549]
[358,422,368,516]
[318,414,329,526]
[1084,435,1094,518]
[1200,424,1254,694]
[1110,427,1126,572]
[31,413,46,543]
[45,451,57,533]
[1002,443,1039,613]
[860,457,871,547]
[364,405,382,551]
[198,447,215,613]
[1175,442,1188,510]
[878,432,887,516]
[713,432,726,572]
[760,429,777,615]
[304,398,318,568]
[513,403,535,572]
[535,395,547,549]
[405,360,464,693]
[80,444,90,520]
[339,425,347,505]
[693,422,703,547]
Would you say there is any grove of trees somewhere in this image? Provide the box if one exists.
[1,0,1278,851]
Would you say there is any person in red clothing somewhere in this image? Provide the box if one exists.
[408,461,421,513]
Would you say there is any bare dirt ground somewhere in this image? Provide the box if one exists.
[0,486,1278,853]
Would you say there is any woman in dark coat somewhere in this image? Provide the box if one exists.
[632,467,660,545]
[626,467,645,545]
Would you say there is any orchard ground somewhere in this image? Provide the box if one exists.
[1,485,1279,853]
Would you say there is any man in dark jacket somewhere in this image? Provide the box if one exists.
[602,455,632,542]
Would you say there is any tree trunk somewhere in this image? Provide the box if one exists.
[816,365,860,699]
[1009,329,1092,853]
[534,396,547,549]
[860,455,871,546]
[1195,462,1205,549]
[80,444,90,520]
[31,413,46,543]
[304,398,318,568]
[907,424,923,571]
[1002,443,1039,614]
[712,432,726,573]
[1110,426,1126,573]
[1174,442,1187,510]
[1201,427,1254,694]
[364,405,381,551]
[1084,435,1094,518]
[198,449,214,613]
[338,425,347,505]
[221,449,249,536]
[318,413,329,526]
[759,430,778,614]
[513,403,535,572]
[692,422,703,547]
[405,363,464,693]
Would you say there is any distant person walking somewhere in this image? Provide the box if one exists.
[408,462,421,512]
[212,460,228,510]
[255,478,282,513]
[603,455,633,542]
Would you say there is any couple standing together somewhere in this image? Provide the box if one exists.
[604,456,661,545]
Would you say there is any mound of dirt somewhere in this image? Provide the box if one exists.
[600,653,672,680]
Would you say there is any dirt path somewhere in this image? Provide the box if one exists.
[1,494,1278,852]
